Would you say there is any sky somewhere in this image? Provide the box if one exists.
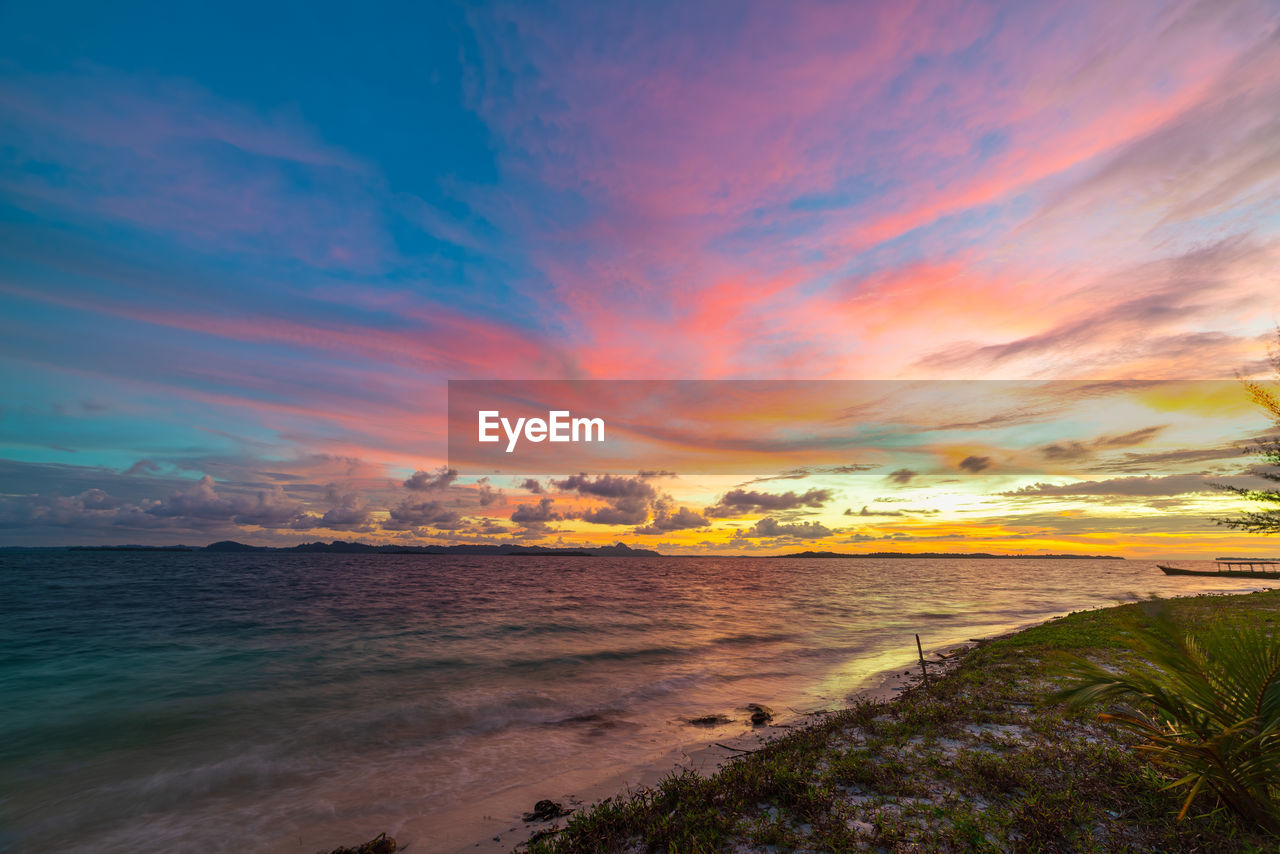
[1,0,1279,555]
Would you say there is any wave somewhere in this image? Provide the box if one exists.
[709,631,797,646]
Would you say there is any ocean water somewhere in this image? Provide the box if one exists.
[0,552,1272,853]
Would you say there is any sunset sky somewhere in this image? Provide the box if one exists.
[2,0,1279,555]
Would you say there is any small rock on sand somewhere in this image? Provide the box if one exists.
[746,703,774,725]
[523,799,572,822]
[688,714,733,726]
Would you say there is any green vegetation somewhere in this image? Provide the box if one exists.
[1217,330,1280,535]
[520,590,1280,853]
[1058,600,1280,831]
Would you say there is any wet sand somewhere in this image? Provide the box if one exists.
[446,638,982,854]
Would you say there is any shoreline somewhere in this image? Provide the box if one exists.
[455,611,1118,853]
[437,635,986,854]
[496,587,1279,853]
[23,555,1269,853]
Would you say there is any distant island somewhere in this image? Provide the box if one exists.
[204,540,662,557]
[780,550,1126,560]
[65,540,662,557]
[23,544,1131,559]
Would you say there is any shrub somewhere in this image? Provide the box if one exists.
[1056,600,1280,832]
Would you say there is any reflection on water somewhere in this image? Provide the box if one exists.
[0,552,1270,852]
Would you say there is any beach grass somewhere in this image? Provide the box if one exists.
[519,589,1280,853]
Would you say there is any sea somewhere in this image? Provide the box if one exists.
[0,552,1272,853]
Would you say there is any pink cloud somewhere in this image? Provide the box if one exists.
[466,0,1280,381]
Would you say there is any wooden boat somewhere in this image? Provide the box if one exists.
[1158,558,1280,579]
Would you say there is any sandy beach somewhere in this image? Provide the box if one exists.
[423,647,965,854]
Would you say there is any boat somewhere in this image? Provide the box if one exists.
[1158,558,1280,579]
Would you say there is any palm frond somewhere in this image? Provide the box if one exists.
[1056,601,1280,832]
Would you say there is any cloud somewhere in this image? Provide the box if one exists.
[886,468,917,484]
[634,501,709,534]
[0,489,165,531]
[958,455,992,473]
[553,473,659,526]
[461,0,1280,383]
[387,498,464,530]
[0,67,392,272]
[574,505,641,525]
[744,470,813,483]
[538,474,709,529]
[519,478,545,494]
[747,463,878,483]
[1095,445,1257,473]
[736,517,835,540]
[124,459,160,475]
[1035,38,1280,232]
[77,488,125,510]
[4,0,1280,553]
[1039,426,1168,461]
[705,487,833,517]
[404,467,459,491]
[510,497,562,526]
[475,477,503,506]
[1094,426,1167,448]
[1004,474,1233,497]
[847,505,905,517]
[1039,442,1090,461]
[0,473,315,537]
[552,473,659,500]
[918,239,1278,377]
[318,488,373,530]
[147,475,303,526]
